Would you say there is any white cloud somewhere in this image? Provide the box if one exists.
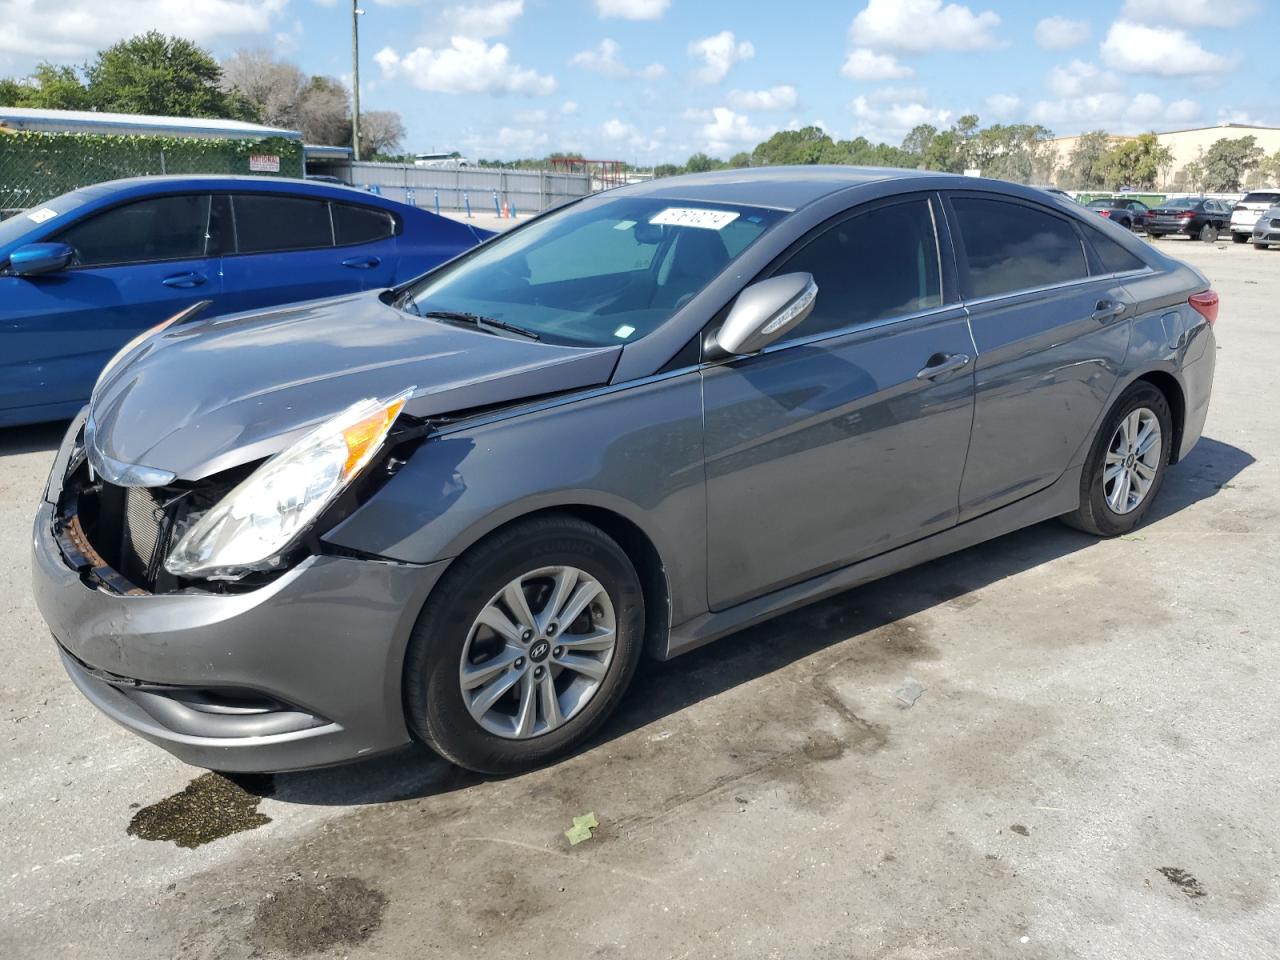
[701,107,773,154]
[429,1,525,41]
[570,38,664,80]
[1121,0,1257,27]
[841,48,913,81]
[682,107,714,122]
[849,0,1001,53]
[602,118,637,140]
[1046,60,1122,98]
[865,84,928,104]
[463,125,549,157]
[688,31,755,85]
[560,100,579,115]
[376,38,556,95]
[595,0,669,20]
[1034,17,1089,50]
[851,95,952,140]
[984,93,1020,118]
[1101,21,1229,76]
[513,108,547,124]
[0,0,286,58]
[601,118,665,152]
[726,85,798,112]
[1031,92,1203,131]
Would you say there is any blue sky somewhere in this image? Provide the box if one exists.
[1,0,1277,162]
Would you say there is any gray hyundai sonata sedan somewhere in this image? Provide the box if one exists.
[32,167,1218,775]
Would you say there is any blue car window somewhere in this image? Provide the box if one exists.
[332,203,396,246]
[232,194,334,254]
[56,194,211,267]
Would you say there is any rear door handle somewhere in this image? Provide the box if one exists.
[161,272,206,288]
[915,352,971,380]
[341,256,382,269]
[1092,299,1127,323]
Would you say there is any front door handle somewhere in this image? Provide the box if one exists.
[916,352,971,380]
[162,272,206,288]
[1092,299,1127,323]
[341,256,382,269]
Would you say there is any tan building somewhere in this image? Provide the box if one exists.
[1049,122,1280,191]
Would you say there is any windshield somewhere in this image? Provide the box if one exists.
[1243,192,1280,205]
[0,188,97,250]
[1161,198,1200,210]
[401,196,784,347]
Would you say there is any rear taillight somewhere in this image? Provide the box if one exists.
[1235,205,1246,212]
[1178,210,1195,218]
[1099,209,1111,217]
[1189,290,1219,326]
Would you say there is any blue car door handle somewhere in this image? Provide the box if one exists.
[162,272,206,288]
[341,256,382,269]
[916,352,971,380]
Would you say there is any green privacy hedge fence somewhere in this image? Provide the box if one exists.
[0,130,304,215]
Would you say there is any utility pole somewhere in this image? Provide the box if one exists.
[351,1,363,161]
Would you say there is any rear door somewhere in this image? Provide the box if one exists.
[330,200,400,289]
[945,192,1133,519]
[1,193,223,414]
[217,193,372,314]
[702,194,977,609]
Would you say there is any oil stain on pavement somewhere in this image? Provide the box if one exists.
[250,876,388,956]
[126,772,274,848]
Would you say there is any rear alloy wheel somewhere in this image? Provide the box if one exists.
[1199,224,1218,242]
[404,514,644,774]
[1061,382,1172,537]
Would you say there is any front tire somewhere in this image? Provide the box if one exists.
[1061,382,1173,537]
[1232,232,1248,244]
[1199,224,1218,242]
[404,514,644,774]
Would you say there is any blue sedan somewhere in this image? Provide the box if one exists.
[0,176,490,427]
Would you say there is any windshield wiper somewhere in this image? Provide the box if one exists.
[418,309,541,342]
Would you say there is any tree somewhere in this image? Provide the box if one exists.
[220,48,307,129]
[84,31,254,119]
[1101,132,1172,190]
[750,126,831,166]
[361,110,406,155]
[0,63,92,109]
[966,123,1055,183]
[684,152,722,173]
[728,151,751,168]
[1201,135,1266,192]
[1061,130,1113,190]
[295,75,351,146]
[652,163,683,178]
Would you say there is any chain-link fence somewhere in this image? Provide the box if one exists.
[0,130,304,219]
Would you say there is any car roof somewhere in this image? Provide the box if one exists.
[65,174,402,207]
[607,165,942,212]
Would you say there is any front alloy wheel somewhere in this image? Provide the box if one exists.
[460,566,617,739]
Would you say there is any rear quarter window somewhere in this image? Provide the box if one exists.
[1085,228,1147,275]
[332,203,396,245]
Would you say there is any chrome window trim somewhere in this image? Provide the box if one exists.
[961,266,1154,310]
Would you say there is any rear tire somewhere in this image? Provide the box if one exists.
[1061,382,1173,538]
[1232,232,1248,244]
[1199,224,1218,243]
[1255,242,1271,250]
[403,513,644,775]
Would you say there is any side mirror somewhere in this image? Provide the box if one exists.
[8,242,74,277]
[709,272,818,357]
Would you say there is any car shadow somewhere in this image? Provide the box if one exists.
[229,434,1250,807]
[0,420,68,457]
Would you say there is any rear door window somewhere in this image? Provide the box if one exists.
[950,196,1089,299]
[57,194,211,267]
[332,203,397,245]
[771,197,942,341]
[232,194,334,254]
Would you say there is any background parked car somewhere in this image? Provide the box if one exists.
[1230,190,1280,243]
[1086,197,1150,231]
[0,176,491,427]
[1252,204,1280,249]
[1145,197,1230,241]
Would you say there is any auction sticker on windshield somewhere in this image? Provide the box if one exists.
[650,207,740,230]
[27,208,58,224]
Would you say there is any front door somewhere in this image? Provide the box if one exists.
[702,195,976,610]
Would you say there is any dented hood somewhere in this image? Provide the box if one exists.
[88,292,620,481]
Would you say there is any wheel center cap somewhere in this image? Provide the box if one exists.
[529,639,551,663]
[1126,453,1136,467]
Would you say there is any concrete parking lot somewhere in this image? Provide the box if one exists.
[2,239,1277,959]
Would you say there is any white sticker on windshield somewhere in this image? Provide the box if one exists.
[649,207,739,230]
[27,207,58,224]
[613,220,637,231]
[614,324,637,339]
